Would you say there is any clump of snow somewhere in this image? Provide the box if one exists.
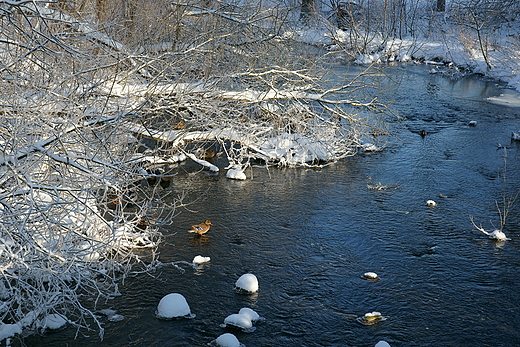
[193,255,211,264]
[375,341,391,347]
[156,293,195,319]
[238,308,261,322]
[426,200,437,208]
[357,311,387,325]
[221,307,262,333]
[363,272,378,279]
[186,153,219,172]
[226,168,247,180]
[235,273,259,293]
[486,229,509,242]
[212,333,244,347]
[362,143,381,152]
[0,324,22,341]
[222,314,256,332]
[40,313,68,330]
[257,133,333,166]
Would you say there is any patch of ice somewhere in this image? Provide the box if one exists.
[108,314,125,322]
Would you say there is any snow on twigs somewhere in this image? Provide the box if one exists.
[186,153,219,172]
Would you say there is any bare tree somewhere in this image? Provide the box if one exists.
[0,0,391,340]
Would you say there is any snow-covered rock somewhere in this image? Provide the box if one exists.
[214,333,243,347]
[363,272,378,279]
[156,293,195,319]
[223,313,255,332]
[235,273,259,293]
[238,307,260,322]
[226,168,247,180]
[193,255,211,264]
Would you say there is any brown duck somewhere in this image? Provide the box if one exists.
[188,220,213,235]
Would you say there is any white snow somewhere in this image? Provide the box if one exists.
[226,168,247,180]
[365,311,382,318]
[223,313,255,332]
[186,153,219,172]
[486,229,509,242]
[156,293,194,319]
[193,255,211,264]
[0,324,22,341]
[235,273,259,293]
[40,313,68,330]
[363,272,378,279]
[238,307,260,322]
[214,333,243,347]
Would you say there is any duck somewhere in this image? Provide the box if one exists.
[188,220,213,235]
[419,130,427,137]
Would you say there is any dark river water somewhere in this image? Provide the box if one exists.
[22,65,520,346]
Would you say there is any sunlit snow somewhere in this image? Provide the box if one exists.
[222,314,255,332]
[193,255,211,264]
[235,273,259,293]
[156,293,195,319]
[212,333,244,347]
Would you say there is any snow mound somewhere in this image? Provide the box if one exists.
[156,293,195,319]
[226,168,247,180]
[193,255,211,264]
[40,313,68,330]
[222,314,256,332]
[238,307,261,322]
[363,272,378,279]
[0,324,22,341]
[213,333,245,347]
[235,273,259,293]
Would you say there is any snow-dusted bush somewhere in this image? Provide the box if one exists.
[0,0,391,341]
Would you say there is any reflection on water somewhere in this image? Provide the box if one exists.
[20,66,520,347]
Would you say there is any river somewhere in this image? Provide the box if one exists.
[22,64,520,346]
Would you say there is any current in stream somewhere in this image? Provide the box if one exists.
[21,64,520,347]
